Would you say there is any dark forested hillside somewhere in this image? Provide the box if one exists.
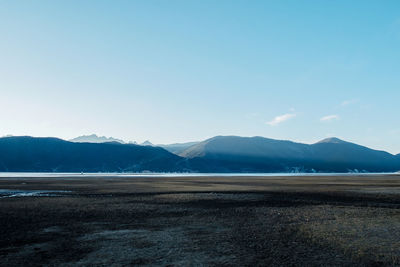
[0,136,188,172]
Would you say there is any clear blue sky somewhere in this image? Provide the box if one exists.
[1,0,399,153]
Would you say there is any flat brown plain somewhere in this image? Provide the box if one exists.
[1,174,400,266]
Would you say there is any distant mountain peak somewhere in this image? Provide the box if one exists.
[316,137,347,144]
[69,134,125,144]
[141,140,153,146]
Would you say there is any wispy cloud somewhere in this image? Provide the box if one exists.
[341,99,358,106]
[320,115,339,122]
[266,113,296,126]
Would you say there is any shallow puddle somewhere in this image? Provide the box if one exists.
[0,189,71,198]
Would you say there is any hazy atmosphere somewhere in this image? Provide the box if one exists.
[1,0,400,153]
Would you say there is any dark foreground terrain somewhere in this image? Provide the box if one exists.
[1,175,400,266]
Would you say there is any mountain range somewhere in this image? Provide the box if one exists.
[0,135,399,173]
[69,134,198,153]
[69,135,158,146]
[69,134,126,144]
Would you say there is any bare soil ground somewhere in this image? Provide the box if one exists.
[1,175,400,266]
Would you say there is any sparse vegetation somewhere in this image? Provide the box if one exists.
[1,175,400,266]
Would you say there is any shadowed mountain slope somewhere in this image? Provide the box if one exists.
[180,136,311,159]
[309,138,397,172]
[160,142,200,154]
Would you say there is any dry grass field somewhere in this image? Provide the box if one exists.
[1,174,400,266]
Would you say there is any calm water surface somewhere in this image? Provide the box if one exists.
[0,172,398,178]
